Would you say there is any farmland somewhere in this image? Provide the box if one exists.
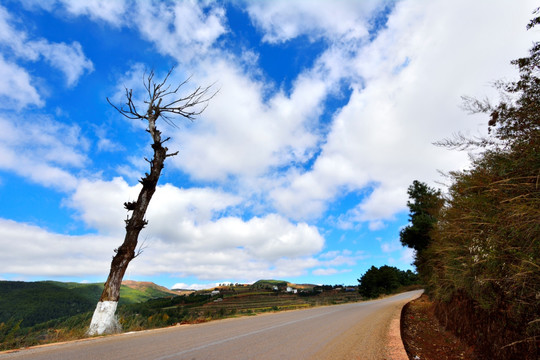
[117,283,362,331]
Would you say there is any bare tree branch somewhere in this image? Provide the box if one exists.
[134,237,149,259]
[109,68,218,126]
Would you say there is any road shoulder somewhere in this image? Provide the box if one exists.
[401,294,479,359]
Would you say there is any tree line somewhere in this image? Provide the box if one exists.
[357,265,419,299]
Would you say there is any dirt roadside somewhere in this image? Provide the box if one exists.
[401,294,479,360]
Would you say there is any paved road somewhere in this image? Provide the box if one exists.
[1,291,422,360]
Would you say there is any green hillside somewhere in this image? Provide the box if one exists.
[250,279,288,289]
[0,280,175,328]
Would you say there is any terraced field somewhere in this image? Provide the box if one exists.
[152,287,362,326]
[204,293,311,313]
[187,290,363,319]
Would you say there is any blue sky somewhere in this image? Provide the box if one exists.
[0,0,536,290]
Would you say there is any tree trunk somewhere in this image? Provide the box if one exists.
[88,112,169,336]
[87,69,212,336]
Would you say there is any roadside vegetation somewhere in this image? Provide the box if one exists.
[357,265,420,299]
[400,11,539,360]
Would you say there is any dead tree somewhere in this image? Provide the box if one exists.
[88,69,214,336]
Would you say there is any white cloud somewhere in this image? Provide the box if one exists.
[19,0,535,229]
[245,0,384,43]
[318,249,363,267]
[58,177,326,280]
[19,0,127,25]
[381,239,402,253]
[26,1,226,62]
[310,249,368,277]
[400,248,415,265]
[368,221,385,231]
[171,282,222,291]
[0,4,93,88]
[69,179,242,234]
[269,0,538,225]
[148,247,317,281]
[169,58,327,182]
[133,1,227,62]
[98,4,348,186]
[0,222,322,281]
[0,116,87,191]
[376,238,415,268]
[0,218,114,277]
[0,5,32,57]
[0,55,43,108]
[319,250,341,259]
[334,185,407,230]
[147,211,324,263]
[0,185,325,281]
[115,155,148,183]
[59,0,127,25]
[68,177,137,234]
[95,135,124,153]
[312,268,339,276]
[29,40,93,86]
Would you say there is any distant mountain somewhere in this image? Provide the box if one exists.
[122,280,178,297]
[0,280,176,328]
[251,279,288,289]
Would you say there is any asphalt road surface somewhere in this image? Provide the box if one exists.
[1,290,422,360]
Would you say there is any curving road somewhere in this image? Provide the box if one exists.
[0,290,422,360]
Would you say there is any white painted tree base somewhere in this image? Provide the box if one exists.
[87,301,121,336]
